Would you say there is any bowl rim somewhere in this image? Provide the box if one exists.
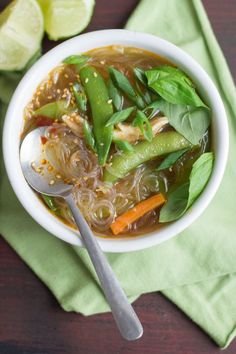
[2,29,229,253]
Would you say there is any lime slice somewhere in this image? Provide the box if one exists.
[0,0,44,71]
[38,0,95,41]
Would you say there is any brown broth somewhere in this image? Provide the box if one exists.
[23,45,211,238]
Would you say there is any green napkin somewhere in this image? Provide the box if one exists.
[1,0,236,348]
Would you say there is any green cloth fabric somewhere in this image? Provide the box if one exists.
[0,0,236,348]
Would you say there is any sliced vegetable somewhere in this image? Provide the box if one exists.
[109,67,145,109]
[105,106,135,127]
[33,100,75,119]
[63,54,90,65]
[83,120,97,152]
[156,148,189,171]
[132,110,153,142]
[103,131,192,184]
[135,80,152,105]
[114,139,134,153]
[72,82,87,112]
[107,78,123,111]
[159,152,214,222]
[110,193,166,235]
[41,194,58,211]
[156,99,211,145]
[133,67,147,86]
[145,66,207,107]
[80,66,113,165]
[143,100,160,119]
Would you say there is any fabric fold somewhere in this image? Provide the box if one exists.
[1,0,236,348]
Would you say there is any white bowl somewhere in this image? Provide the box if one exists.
[3,29,229,253]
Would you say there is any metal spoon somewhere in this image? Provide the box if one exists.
[20,127,143,341]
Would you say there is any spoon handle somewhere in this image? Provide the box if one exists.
[65,193,143,341]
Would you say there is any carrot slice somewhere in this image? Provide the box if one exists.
[110,193,166,235]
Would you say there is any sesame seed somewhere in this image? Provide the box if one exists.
[47,165,53,172]
[85,78,89,83]
[107,99,112,104]
[47,95,52,99]
[100,60,105,65]
[64,74,69,78]
[69,82,73,86]
[56,174,62,179]
[40,159,47,165]
[57,89,61,94]
[49,180,55,186]
[93,72,98,77]
[100,143,104,146]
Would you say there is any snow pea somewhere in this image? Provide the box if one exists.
[103,131,192,184]
[80,66,113,165]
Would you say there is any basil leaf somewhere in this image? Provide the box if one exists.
[145,66,206,107]
[135,80,152,105]
[109,67,145,109]
[143,100,160,119]
[132,110,153,142]
[134,67,147,86]
[33,100,75,118]
[108,78,123,111]
[157,148,189,171]
[106,106,135,127]
[157,99,211,145]
[83,120,97,152]
[63,55,90,65]
[159,152,214,222]
[114,139,134,152]
[73,83,87,112]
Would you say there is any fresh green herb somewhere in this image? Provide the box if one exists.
[33,100,75,119]
[83,120,97,152]
[109,67,145,109]
[156,148,189,171]
[106,106,135,127]
[63,54,90,67]
[107,78,123,111]
[159,152,214,222]
[134,67,147,86]
[143,100,160,119]
[80,66,113,165]
[156,99,211,145]
[145,65,207,107]
[114,139,134,152]
[132,110,153,142]
[72,82,87,112]
[103,131,192,184]
[41,194,58,211]
[135,80,152,105]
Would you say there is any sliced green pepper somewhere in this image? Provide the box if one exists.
[33,100,75,119]
[103,131,192,184]
[80,66,113,165]
[41,194,58,211]
[72,83,87,112]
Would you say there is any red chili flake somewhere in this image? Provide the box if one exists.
[35,115,53,127]
[41,136,48,145]
[50,127,57,134]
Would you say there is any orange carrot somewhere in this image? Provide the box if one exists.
[110,193,166,235]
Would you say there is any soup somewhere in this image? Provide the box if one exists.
[23,46,213,237]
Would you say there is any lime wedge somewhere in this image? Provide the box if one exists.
[0,0,44,71]
[38,0,95,41]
